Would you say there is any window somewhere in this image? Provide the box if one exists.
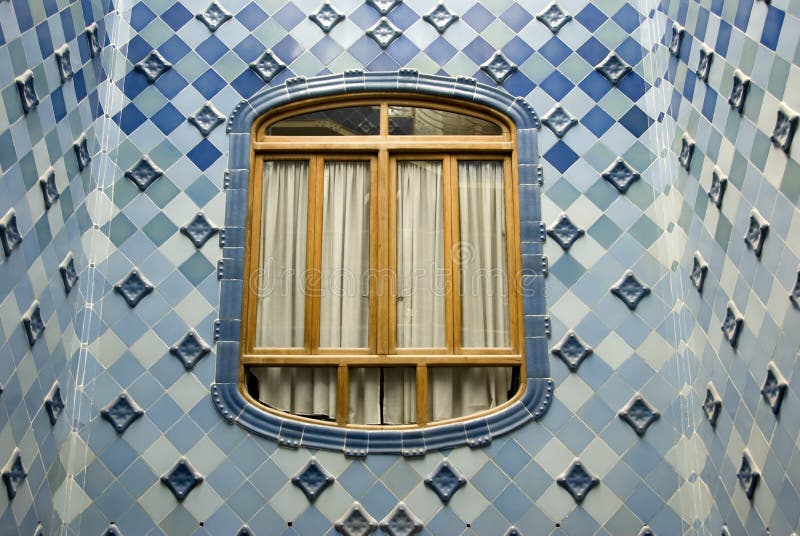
[239,95,525,428]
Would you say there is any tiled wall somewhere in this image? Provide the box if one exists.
[660,0,800,534]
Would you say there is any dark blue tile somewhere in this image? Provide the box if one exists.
[425,37,457,65]
[682,69,697,101]
[618,106,652,137]
[761,6,784,50]
[196,35,229,65]
[617,71,649,101]
[734,0,754,31]
[130,3,157,31]
[716,20,732,57]
[74,69,87,101]
[188,139,222,171]
[503,70,536,97]
[161,3,193,31]
[695,7,709,40]
[272,35,304,63]
[60,9,76,41]
[193,69,227,99]
[11,0,33,32]
[158,35,191,64]
[349,35,382,64]
[43,0,58,16]
[582,106,614,137]
[579,71,613,101]
[120,71,150,99]
[310,36,344,65]
[233,35,266,63]
[349,4,381,30]
[544,140,579,173]
[711,0,724,15]
[612,4,642,33]
[236,3,268,31]
[539,36,571,66]
[502,36,535,65]
[151,103,184,135]
[153,69,188,99]
[576,37,609,66]
[387,36,419,64]
[500,3,533,32]
[51,86,66,122]
[35,22,54,59]
[112,103,147,135]
[387,4,418,30]
[575,4,606,32]
[463,4,495,31]
[702,87,717,121]
[616,37,645,66]
[367,52,400,71]
[463,36,494,64]
[540,71,573,100]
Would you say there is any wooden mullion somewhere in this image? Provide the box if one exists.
[307,156,323,354]
[387,155,398,355]
[377,149,390,356]
[416,365,428,426]
[337,365,349,424]
[449,155,463,353]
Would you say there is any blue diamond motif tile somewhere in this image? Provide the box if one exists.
[161,459,203,501]
[537,2,571,33]
[170,331,211,370]
[690,251,708,293]
[602,158,640,193]
[424,3,459,33]
[45,383,64,425]
[188,103,225,137]
[367,18,402,49]
[197,1,232,31]
[114,270,154,308]
[250,50,286,82]
[125,157,163,192]
[2,449,26,500]
[744,209,769,258]
[761,362,787,415]
[22,301,45,348]
[335,503,377,536]
[770,104,798,153]
[39,169,59,210]
[611,271,650,310]
[679,134,694,171]
[292,458,334,502]
[708,166,727,208]
[721,301,743,348]
[482,52,517,84]
[618,394,660,436]
[15,70,38,113]
[557,460,598,503]
[181,212,219,248]
[424,461,466,504]
[542,105,577,137]
[136,50,172,83]
[551,331,592,372]
[310,2,345,33]
[790,268,800,307]
[55,44,73,83]
[595,52,631,85]
[0,209,22,257]
[668,23,683,56]
[697,44,713,83]
[547,213,584,250]
[86,23,101,57]
[74,136,91,171]
[367,0,401,15]
[728,69,749,113]
[380,504,422,536]
[737,450,759,499]
[101,394,144,433]
[59,252,78,294]
[703,382,722,426]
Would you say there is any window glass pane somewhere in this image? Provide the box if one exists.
[428,367,516,421]
[267,106,380,135]
[248,366,337,421]
[388,106,502,135]
[349,368,416,425]
[458,161,510,348]
[396,161,446,348]
[256,160,309,348]
[319,161,371,348]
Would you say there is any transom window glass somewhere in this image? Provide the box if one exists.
[242,97,523,427]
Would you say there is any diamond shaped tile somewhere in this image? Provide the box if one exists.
[136,50,172,83]
[0,209,22,257]
[611,271,650,310]
[86,23,101,57]
[22,301,45,348]
[197,1,232,32]
[170,331,211,370]
[367,18,402,49]
[380,504,422,536]
[482,52,517,84]
[39,169,59,210]
[55,44,73,83]
[602,158,640,193]
[595,52,631,85]
[125,156,163,192]
[335,503,377,536]
[250,50,286,83]
[618,394,660,436]
[721,301,743,348]
[557,460,598,503]
[697,44,713,83]
[761,362,787,415]
[744,209,769,258]
[292,458,334,502]
[703,382,722,427]
[45,383,65,426]
[424,461,466,504]
[679,133,694,171]
[181,212,219,248]
[161,459,203,501]
[770,103,798,153]
[15,70,38,113]
[114,270,154,308]
[367,0,401,15]
[188,103,225,137]
[59,253,78,295]
[547,213,584,250]
[551,331,592,372]
[737,450,759,499]
[790,268,800,307]
[74,136,91,171]
[101,394,144,433]
[690,251,708,293]
[728,69,750,114]
[542,105,577,137]
[310,2,345,33]
[708,166,727,209]
[537,2,571,33]
[2,449,26,500]
[668,23,683,56]
[423,3,459,33]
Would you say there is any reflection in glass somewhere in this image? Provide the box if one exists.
[249,366,337,421]
[267,106,380,135]
[349,368,416,425]
[388,106,502,135]
[428,366,516,421]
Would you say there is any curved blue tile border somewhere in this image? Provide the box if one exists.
[214,70,551,454]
